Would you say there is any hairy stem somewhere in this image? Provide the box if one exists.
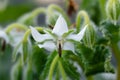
[48,4,71,26]
[99,0,106,19]
[31,8,46,18]
[76,10,90,33]
[111,43,120,80]
[48,55,59,80]
[117,63,120,80]
[58,60,67,80]
[5,23,28,33]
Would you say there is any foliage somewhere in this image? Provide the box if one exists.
[0,0,120,80]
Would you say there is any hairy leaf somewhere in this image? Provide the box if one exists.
[32,45,48,79]
[100,21,120,43]
[76,43,114,76]
[61,54,80,80]
[39,50,57,79]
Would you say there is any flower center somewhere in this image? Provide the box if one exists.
[57,40,63,57]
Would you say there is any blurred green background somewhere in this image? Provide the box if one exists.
[0,0,117,80]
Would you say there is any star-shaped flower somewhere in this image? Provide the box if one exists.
[30,15,87,57]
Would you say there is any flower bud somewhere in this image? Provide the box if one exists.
[106,0,120,25]
[83,22,96,48]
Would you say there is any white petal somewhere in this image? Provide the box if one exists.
[0,30,9,43]
[63,41,75,53]
[30,26,53,42]
[67,25,87,41]
[38,41,56,52]
[52,15,68,36]
[10,29,24,47]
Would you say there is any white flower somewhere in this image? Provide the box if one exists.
[9,28,26,54]
[0,28,25,54]
[9,28,25,47]
[0,30,9,43]
[30,15,87,56]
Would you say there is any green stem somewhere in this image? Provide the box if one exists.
[58,60,67,80]
[117,64,120,80]
[76,10,90,33]
[99,0,106,19]
[48,55,59,80]
[48,4,71,26]
[5,23,28,33]
[12,41,22,61]
[110,43,120,80]
[22,27,43,64]
[87,76,94,80]
[30,8,46,19]
[18,8,46,25]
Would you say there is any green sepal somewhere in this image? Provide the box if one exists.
[62,30,74,38]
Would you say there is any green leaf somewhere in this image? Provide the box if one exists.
[76,43,114,76]
[100,21,120,43]
[0,45,12,80]
[39,50,57,79]
[32,45,47,76]
[60,57,80,80]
